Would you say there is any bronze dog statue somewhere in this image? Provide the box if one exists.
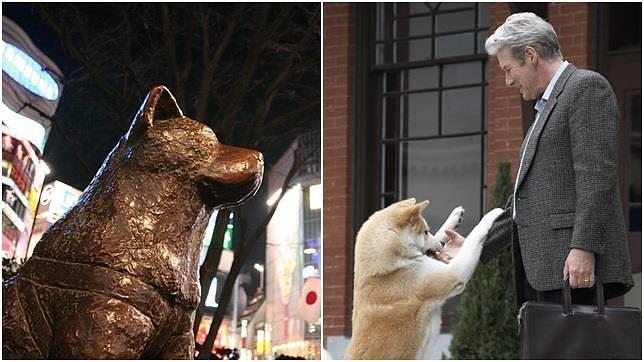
[2,86,264,359]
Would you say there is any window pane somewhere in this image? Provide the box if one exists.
[376,43,395,65]
[435,32,474,58]
[382,95,400,139]
[381,194,396,209]
[436,10,475,33]
[383,71,401,93]
[407,66,439,90]
[477,3,490,27]
[608,3,642,52]
[396,38,432,62]
[403,136,482,234]
[405,92,439,137]
[442,87,482,134]
[376,4,394,41]
[477,30,489,54]
[381,143,398,194]
[397,2,432,15]
[394,16,432,39]
[443,61,482,87]
[438,3,474,11]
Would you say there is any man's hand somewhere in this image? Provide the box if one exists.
[434,229,465,264]
[563,248,595,289]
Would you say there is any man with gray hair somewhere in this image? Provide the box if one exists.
[439,12,633,306]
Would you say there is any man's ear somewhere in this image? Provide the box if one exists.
[127,85,183,140]
[524,46,538,65]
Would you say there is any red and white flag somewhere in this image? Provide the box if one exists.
[295,277,320,322]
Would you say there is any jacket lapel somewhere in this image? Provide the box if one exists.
[515,63,576,190]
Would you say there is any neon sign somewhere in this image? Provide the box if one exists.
[2,41,59,100]
[1,103,47,154]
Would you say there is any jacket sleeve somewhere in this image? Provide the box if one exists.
[480,196,514,263]
[567,73,620,255]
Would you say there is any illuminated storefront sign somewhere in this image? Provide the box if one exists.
[2,41,59,100]
[1,103,47,154]
[39,181,81,223]
[27,180,80,258]
[309,184,321,210]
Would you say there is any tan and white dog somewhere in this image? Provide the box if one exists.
[345,199,503,360]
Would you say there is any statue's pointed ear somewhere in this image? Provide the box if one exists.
[128,85,183,138]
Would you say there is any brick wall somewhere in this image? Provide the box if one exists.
[549,3,596,70]
[322,3,354,340]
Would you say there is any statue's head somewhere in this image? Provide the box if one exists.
[121,85,264,208]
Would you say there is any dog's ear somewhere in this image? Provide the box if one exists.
[415,200,429,211]
[127,85,183,140]
[407,200,429,218]
[394,198,416,207]
[395,200,429,228]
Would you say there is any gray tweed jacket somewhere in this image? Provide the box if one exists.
[482,63,634,294]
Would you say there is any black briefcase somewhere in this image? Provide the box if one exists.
[518,280,641,359]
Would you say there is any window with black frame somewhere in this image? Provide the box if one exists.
[375,3,489,239]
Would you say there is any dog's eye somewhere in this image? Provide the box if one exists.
[424,229,429,235]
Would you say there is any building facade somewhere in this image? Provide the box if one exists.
[265,131,321,359]
[323,3,641,358]
[2,16,63,262]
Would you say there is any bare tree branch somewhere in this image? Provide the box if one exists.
[219,4,294,140]
[196,5,243,120]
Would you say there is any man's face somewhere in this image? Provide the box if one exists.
[496,48,541,101]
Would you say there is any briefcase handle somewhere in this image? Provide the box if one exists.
[563,278,605,315]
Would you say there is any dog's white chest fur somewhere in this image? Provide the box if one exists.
[416,305,443,359]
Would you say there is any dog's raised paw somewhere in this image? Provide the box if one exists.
[447,206,465,230]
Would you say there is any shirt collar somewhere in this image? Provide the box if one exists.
[535,60,569,113]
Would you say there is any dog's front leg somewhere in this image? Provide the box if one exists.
[446,208,503,297]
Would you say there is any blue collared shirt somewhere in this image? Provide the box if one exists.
[534,61,569,115]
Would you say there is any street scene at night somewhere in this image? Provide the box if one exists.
[3,3,320,359]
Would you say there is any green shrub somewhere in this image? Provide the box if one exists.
[448,161,519,359]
